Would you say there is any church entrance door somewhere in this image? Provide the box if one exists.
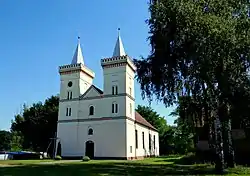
[85,141,94,159]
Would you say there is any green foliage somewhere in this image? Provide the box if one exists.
[82,156,90,162]
[135,0,250,172]
[10,95,59,153]
[136,105,192,155]
[0,130,12,151]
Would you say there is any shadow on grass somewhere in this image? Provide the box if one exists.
[0,161,219,176]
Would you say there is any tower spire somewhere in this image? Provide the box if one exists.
[71,36,84,65]
[112,28,126,57]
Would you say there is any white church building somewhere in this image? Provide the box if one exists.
[56,30,159,160]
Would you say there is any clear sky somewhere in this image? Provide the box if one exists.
[0,0,176,131]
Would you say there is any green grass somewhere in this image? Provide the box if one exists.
[0,156,250,175]
[0,159,53,165]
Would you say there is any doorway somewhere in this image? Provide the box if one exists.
[85,141,94,159]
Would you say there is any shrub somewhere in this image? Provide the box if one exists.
[54,156,62,160]
[82,156,90,162]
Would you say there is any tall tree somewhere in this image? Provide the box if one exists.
[0,130,12,151]
[11,95,59,153]
[135,0,250,172]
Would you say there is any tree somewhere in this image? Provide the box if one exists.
[0,130,12,151]
[135,0,250,172]
[11,95,59,153]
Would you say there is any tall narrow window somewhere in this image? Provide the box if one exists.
[129,87,132,96]
[153,135,156,149]
[112,86,118,95]
[68,108,72,116]
[66,107,72,116]
[135,130,138,149]
[115,103,118,113]
[142,132,145,149]
[149,134,151,150]
[115,86,118,94]
[66,108,68,116]
[130,103,132,114]
[112,103,118,113]
[67,91,72,100]
[89,106,94,115]
[112,103,115,113]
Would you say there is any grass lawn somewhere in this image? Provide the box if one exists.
[0,156,250,175]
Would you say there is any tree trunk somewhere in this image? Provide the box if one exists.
[214,117,225,173]
[222,119,235,168]
[208,118,216,164]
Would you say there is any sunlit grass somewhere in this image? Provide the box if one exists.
[0,156,249,175]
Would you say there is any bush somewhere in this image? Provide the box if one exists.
[82,156,90,162]
[54,156,62,160]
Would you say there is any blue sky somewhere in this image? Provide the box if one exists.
[0,0,176,130]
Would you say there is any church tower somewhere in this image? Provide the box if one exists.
[58,37,95,120]
[101,29,136,119]
[58,37,95,101]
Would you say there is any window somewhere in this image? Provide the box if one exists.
[153,135,155,149]
[89,106,94,115]
[66,107,72,116]
[130,146,132,153]
[135,130,138,149]
[129,87,132,95]
[112,103,118,113]
[67,91,73,100]
[142,132,145,149]
[149,134,151,150]
[112,86,118,95]
[88,128,93,135]
[130,103,132,114]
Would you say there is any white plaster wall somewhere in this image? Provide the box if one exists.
[84,87,100,98]
[78,96,126,119]
[103,66,126,95]
[58,96,126,121]
[60,71,93,100]
[134,123,160,157]
[57,119,126,157]
[125,97,135,120]
[125,65,135,98]
[126,119,136,158]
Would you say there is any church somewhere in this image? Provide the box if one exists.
[56,30,160,160]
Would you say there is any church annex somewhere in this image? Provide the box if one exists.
[56,30,159,160]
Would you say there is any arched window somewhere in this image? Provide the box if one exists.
[88,128,93,135]
[112,102,118,113]
[67,91,73,100]
[66,107,72,116]
[89,106,94,115]
[112,85,118,95]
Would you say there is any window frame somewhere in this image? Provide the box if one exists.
[89,106,94,116]
[88,128,93,135]
[135,130,138,149]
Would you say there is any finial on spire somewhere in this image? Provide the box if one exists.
[71,36,84,65]
[77,36,80,43]
[112,28,126,57]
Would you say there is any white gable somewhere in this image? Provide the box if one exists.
[81,86,101,99]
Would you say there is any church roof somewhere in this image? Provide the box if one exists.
[71,37,84,64]
[112,28,126,57]
[92,85,103,94]
[135,111,157,131]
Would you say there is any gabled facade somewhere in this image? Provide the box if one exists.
[56,30,159,159]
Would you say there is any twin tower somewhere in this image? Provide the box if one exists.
[58,30,136,122]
